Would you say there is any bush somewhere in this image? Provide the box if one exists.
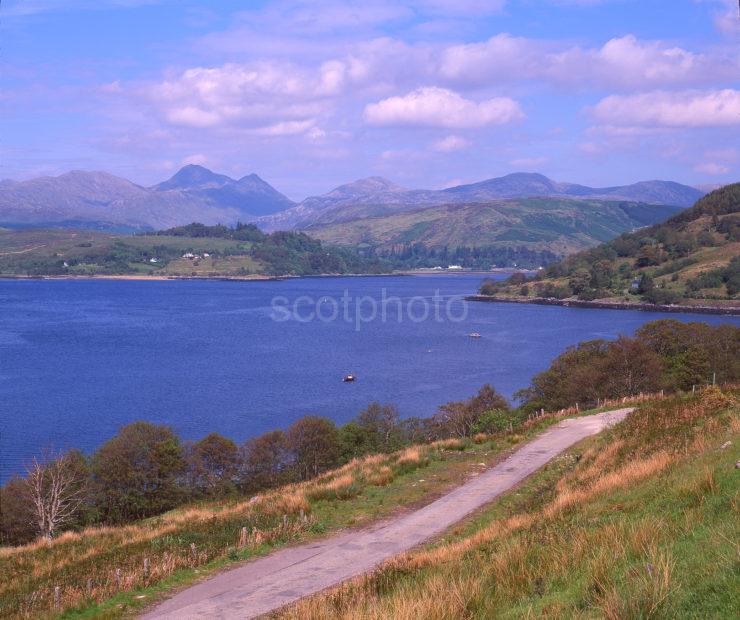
[643,288,681,305]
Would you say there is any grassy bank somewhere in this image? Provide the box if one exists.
[1,422,562,620]
[280,387,739,619]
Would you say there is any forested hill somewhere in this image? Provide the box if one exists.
[0,223,389,277]
[480,183,740,305]
[306,197,682,270]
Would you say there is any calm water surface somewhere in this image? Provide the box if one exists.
[1,275,737,481]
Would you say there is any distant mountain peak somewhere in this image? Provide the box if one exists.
[330,176,407,195]
[154,164,234,191]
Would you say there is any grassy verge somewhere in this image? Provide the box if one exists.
[1,422,564,620]
[279,387,739,619]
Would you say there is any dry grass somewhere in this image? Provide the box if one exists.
[280,388,739,620]
[0,438,447,618]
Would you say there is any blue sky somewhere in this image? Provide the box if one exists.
[1,0,739,199]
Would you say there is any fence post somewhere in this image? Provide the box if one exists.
[143,558,150,579]
[115,568,121,589]
[190,542,196,557]
[299,508,305,523]
[283,514,288,528]
[54,586,61,611]
[86,579,93,597]
[239,526,248,547]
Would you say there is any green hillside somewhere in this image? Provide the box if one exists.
[306,198,680,269]
[480,184,740,305]
[0,223,388,278]
[284,388,739,619]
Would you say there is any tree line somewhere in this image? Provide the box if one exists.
[2,319,737,546]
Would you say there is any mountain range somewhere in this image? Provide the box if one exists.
[0,166,294,231]
[257,172,705,231]
[306,197,684,267]
[0,167,704,232]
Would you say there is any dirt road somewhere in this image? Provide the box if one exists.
[142,408,631,619]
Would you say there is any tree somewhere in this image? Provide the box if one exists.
[355,402,402,453]
[435,385,509,438]
[637,320,740,390]
[472,409,520,435]
[637,273,654,295]
[600,336,663,397]
[0,478,37,545]
[508,272,527,286]
[240,430,290,492]
[24,450,88,540]
[516,340,611,411]
[286,416,340,480]
[568,268,592,295]
[185,433,239,497]
[92,422,185,523]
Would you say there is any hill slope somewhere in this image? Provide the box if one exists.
[259,173,702,231]
[0,166,295,231]
[306,198,682,268]
[0,223,386,277]
[480,183,740,304]
[284,388,739,619]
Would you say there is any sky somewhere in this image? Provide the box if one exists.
[1,0,739,200]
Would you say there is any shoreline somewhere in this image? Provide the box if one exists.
[0,269,511,283]
[465,294,740,316]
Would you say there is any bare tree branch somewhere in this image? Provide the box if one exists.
[24,451,86,540]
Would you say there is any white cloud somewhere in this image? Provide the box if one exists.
[432,135,470,151]
[702,0,740,36]
[694,162,730,175]
[591,89,740,127]
[440,34,737,90]
[252,120,317,136]
[181,153,209,166]
[144,62,338,130]
[364,87,523,128]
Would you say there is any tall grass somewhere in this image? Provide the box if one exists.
[280,387,739,620]
[0,440,445,619]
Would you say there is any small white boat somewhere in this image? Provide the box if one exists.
[468,332,482,339]
[343,374,356,382]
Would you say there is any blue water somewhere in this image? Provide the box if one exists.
[1,275,737,482]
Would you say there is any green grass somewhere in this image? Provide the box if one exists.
[280,388,740,619]
[2,429,550,620]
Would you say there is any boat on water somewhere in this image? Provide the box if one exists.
[343,374,356,382]
[468,332,482,339]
